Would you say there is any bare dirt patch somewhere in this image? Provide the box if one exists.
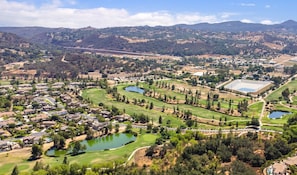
[133,148,153,167]
[273,54,294,65]
[0,147,31,167]
[64,134,87,148]
[3,61,28,70]
[79,72,102,79]
[263,42,284,50]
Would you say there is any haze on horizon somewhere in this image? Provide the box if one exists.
[0,0,296,28]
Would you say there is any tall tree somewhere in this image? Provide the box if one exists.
[31,144,42,160]
[159,116,163,124]
[125,123,132,133]
[11,165,19,175]
[149,102,154,110]
[282,88,290,101]
[115,123,120,133]
[72,141,86,156]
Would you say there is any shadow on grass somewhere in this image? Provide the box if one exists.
[70,151,86,156]
[27,156,42,161]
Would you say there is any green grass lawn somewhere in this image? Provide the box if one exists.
[262,113,292,125]
[82,88,184,127]
[13,106,24,111]
[292,96,297,105]
[244,101,264,118]
[0,162,32,175]
[118,84,247,121]
[274,104,297,113]
[0,133,158,175]
[138,83,186,102]
[0,80,11,85]
[0,155,35,175]
[139,81,248,111]
[83,87,248,128]
[266,80,297,102]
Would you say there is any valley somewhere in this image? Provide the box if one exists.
[1,21,297,175]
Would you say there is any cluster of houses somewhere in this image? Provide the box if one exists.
[0,140,20,152]
[0,81,132,152]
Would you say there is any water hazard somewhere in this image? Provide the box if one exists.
[268,111,291,119]
[125,86,145,94]
[46,133,136,157]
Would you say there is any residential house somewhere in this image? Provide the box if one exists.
[0,85,13,90]
[35,83,48,91]
[66,114,81,122]
[51,82,65,89]
[92,122,108,131]
[100,111,112,118]
[23,109,36,115]
[60,94,72,103]
[49,110,68,117]
[41,121,56,128]
[0,140,13,151]
[30,113,49,122]
[0,118,16,128]
[114,114,132,122]
[22,136,35,145]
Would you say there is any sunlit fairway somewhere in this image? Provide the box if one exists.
[266,80,297,102]
[292,96,297,105]
[116,83,249,121]
[138,80,248,110]
[82,88,184,127]
[244,101,264,118]
[83,85,250,129]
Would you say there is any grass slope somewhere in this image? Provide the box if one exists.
[266,80,297,102]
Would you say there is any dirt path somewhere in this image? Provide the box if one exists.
[130,146,152,167]
[127,146,150,163]
[61,54,68,63]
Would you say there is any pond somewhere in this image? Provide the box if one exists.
[125,86,145,94]
[46,133,136,157]
[268,111,291,119]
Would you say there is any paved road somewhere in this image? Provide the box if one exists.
[65,47,159,57]
[259,97,266,130]
[113,123,281,134]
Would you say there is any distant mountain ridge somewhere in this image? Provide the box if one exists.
[0,27,61,39]
[1,20,297,40]
[175,20,297,32]
[1,20,297,62]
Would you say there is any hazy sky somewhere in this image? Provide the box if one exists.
[1,0,296,28]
